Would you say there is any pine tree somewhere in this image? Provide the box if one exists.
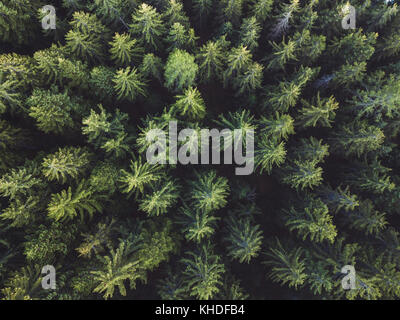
[224,217,263,263]
[0,162,45,201]
[255,136,287,174]
[110,32,144,66]
[250,0,273,22]
[177,205,219,243]
[233,61,263,94]
[346,200,387,236]
[42,147,92,184]
[317,185,359,214]
[47,181,103,222]
[129,3,165,51]
[221,0,243,26]
[189,170,230,213]
[264,239,307,289]
[0,0,41,45]
[24,223,76,265]
[91,241,142,300]
[164,49,198,92]
[197,40,225,83]
[289,137,329,164]
[163,0,190,28]
[259,112,295,141]
[285,197,337,243]
[119,158,164,198]
[181,243,225,300]
[89,66,115,101]
[0,120,27,172]
[223,45,252,86]
[331,122,385,158]
[113,66,147,101]
[192,0,213,28]
[140,53,163,82]
[268,0,300,39]
[238,17,261,51]
[0,71,21,114]
[27,88,76,134]
[138,178,180,216]
[281,159,323,191]
[65,11,108,63]
[173,86,206,120]
[298,93,339,128]
[82,105,125,147]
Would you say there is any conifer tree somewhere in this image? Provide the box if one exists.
[197,40,225,83]
[113,66,147,101]
[298,93,339,128]
[224,217,263,263]
[27,88,76,134]
[47,181,103,222]
[189,171,230,213]
[92,241,142,300]
[119,158,164,198]
[138,179,180,216]
[264,239,307,289]
[285,198,337,243]
[42,147,92,184]
[255,136,287,174]
[129,3,165,51]
[173,87,206,120]
[177,205,219,243]
[181,243,225,300]
[110,32,144,66]
[164,49,198,92]
[65,11,108,63]
[281,159,323,191]
[239,17,261,51]
[140,53,163,82]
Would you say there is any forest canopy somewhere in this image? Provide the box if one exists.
[1,0,400,300]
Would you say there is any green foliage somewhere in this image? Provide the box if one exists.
[298,93,339,128]
[181,243,225,300]
[42,147,91,184]
[281,160,323,191]
[225,217,263,263]
[24,223,76,264]
[255,136,287,174]
[91,241,142,299]
[65,11,107,62]
[113,66,147,101]
[331,122,385,158]
[164,49,198,92]
[173,87,206,120]
[177,205,219,243]
[47,181,103,222]
[285,198,337,243]
[197,40,225,83]
[138,178,180,216]
[2,0,400,301]
[129,3,165,51]
[27,88,76,134]
[82,105,134,158]
[119,159,163,198]
[110,32,143,66]
[264,239,307,289]
[189,170,230,213]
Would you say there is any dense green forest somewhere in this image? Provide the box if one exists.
[1,0,400,300]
